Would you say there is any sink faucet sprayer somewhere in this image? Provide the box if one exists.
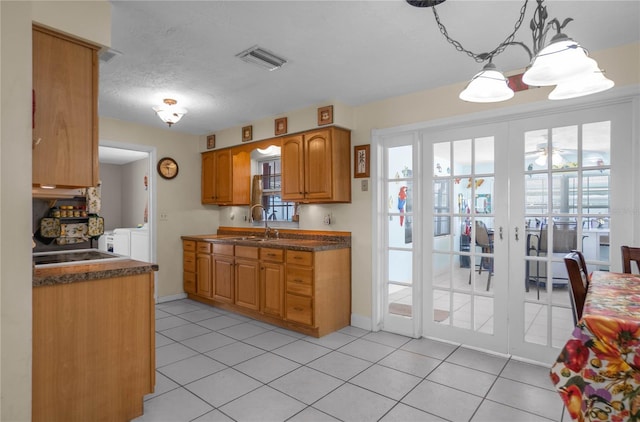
[249,204,277,239]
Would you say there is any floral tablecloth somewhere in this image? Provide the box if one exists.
[551,271,640,422]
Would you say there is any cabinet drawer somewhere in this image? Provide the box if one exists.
[286,294,313,326]
[183,252,196,273]
[286,267,313,296]
[183,240,196,252]
[235,245,258,259]
[286,250,313,266]
[213,243,234,256]
[196,241,211,254]
[261,248,284,262]
[183,271,196,294]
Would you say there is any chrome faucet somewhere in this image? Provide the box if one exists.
[249,204,270,238]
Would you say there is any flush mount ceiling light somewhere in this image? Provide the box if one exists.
[236,45,287,71]
[409,0,614,103]
[153,98,187,127]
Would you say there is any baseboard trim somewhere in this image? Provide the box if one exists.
[350,313,372,331]
[157,292,187,304]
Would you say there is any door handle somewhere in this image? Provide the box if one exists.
[499,227,504,240]
[514,227,519,241]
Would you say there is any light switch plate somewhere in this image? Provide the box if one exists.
[361,179,369,191]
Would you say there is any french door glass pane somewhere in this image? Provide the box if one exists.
[475,137,494,173]
[433,289,450,325]
[475,296,493,334]
[388,284,412,317]
[388,146,412,179]
[453,139,472,175]
[525,302,547,345]
[388,250,412,284]
[453,293,471,329]
[583,121,611,167]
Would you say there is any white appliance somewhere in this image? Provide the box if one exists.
[113,228,131,257]
[98,230,115,252]
[112,226,149,262]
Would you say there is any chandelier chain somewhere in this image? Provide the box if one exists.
[432,0,529,63]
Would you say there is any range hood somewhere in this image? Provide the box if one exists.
[32,187,86,199]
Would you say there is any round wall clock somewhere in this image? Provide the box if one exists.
[157,157,179,180]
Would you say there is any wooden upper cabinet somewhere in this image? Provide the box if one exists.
[281,135,305,201]
[282,127,351,203]
[32,25,100,188]
[201,149,250,205]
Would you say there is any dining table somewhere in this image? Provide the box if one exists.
[550,270,640,422]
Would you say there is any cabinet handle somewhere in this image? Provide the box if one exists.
[294,256,303,260]
[294,307,303,311]
[294,279,303,283]
[267,253,277,257]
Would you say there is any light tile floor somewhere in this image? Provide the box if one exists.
[134,299,568,422]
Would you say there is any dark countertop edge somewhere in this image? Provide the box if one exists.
[33,264,159,287]
[180,235,350,251]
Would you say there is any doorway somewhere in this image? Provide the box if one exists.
[99,140,157,300]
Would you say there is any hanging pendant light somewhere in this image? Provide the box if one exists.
[153,98,187,127]
[459,63,514,103]
[409,0,615,102]
[548,63,615,100]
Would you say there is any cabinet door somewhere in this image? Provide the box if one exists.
[214,150,233,204]
[235,258,260,310]
[281,135,305,200]
[201,152,216,204]
[261,262,284,317]
[213,255,234,303]
[304,129,333,200]
[32,26,99,188]
[196,253,212,298]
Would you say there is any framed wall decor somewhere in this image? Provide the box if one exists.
[317,105,333,126]
[354,144,370,178]
[275,117,287,135]
[206,134,216,149]
[242,125,253,142]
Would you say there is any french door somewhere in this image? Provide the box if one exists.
[374,99,634,360]
[508,102,633,362]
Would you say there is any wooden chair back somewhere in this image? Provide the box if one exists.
[621,246,640,274]
[564,250,589,325]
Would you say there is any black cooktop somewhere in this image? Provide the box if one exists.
[33,250,121,266]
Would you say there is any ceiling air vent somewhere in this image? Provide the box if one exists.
[236,45,287,71]
[99,48,122,63]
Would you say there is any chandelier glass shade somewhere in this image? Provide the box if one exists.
[459,63,514,103]
[153,98,187,127]
[548,64,615,100]
[415,0,615,103]
[521,38,596,86]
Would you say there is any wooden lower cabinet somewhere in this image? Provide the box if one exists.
[235,246,260,311]
[213,244,234,303]
[183,239,350,337]
[261,248,285,318]
[33,273,155,421]
[183,241,196,294]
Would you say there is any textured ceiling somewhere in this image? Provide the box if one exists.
[98,1,640,136]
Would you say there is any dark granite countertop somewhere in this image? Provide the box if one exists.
[181,233,351,251]
[33,259,159,287]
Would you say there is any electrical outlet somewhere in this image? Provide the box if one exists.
[159,212,169,221]
[361,179,369,191]
[323,214,331,225]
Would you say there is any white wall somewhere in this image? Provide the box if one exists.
[121,158,149,228]
[99,163,123,230]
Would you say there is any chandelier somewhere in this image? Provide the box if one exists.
[153,98,187,127]
[409,0,614,103]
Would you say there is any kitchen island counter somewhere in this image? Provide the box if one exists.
[33,258,158,287]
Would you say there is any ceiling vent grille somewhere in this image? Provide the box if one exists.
[99,48,122,63]
[236,45,287,71]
